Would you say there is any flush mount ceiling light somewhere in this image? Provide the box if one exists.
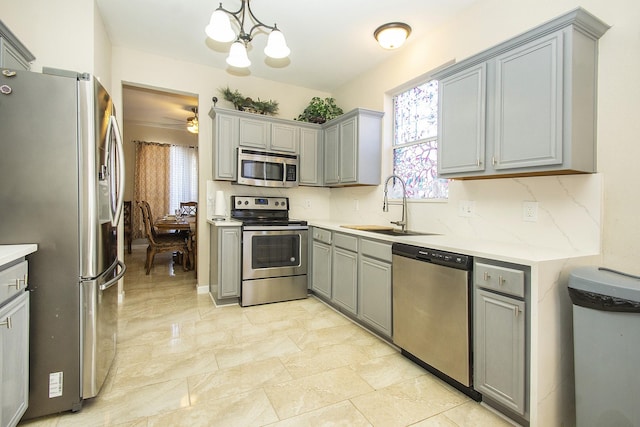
[374,22,412,50]
[187,107,199,134]
[205,0,290,68]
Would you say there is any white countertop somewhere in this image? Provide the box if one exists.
[0,244,38,267]
[207,218,243,227]
[310,221,598,265]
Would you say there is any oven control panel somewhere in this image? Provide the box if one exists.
[232,196,289,210]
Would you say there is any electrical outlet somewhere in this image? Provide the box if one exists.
[458,200,475,217]
[304,199,311,209]
[523,201,538,222]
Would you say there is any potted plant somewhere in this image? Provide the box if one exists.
[219,86,279,115]
[295,97,344,124]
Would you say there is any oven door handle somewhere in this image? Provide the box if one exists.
[243,225,309,231]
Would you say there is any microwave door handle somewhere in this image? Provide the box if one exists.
[282,161,286,186]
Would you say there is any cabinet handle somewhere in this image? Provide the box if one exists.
[0,316,12,329]
[514,306,520,318]
[492,156,497,166]
[498,275,505,286]
[483,271,490,281]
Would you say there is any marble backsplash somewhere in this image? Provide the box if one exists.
[207,173,602,255]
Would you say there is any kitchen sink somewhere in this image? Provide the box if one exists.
[367,229,436,237]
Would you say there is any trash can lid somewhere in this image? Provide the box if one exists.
[569,266,640,303]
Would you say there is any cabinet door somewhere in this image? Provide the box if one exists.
[219,228,241,298]
[475,289,526,415]
[323,124,340,184]
[271,123,298,153]
[339,116,358,183]
[494,32,563,170]
[0,38,30,71]
[332,247,358,315]
[1,292,29,427]
[239,118,269,150]
[299,128,322,185]
[438,63,486,175]
[358,256,392,337]
[311,241,331,299]
[213,113,239,180]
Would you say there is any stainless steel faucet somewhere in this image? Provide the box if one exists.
[383,174,408,232]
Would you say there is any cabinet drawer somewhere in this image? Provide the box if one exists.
[0,260,28,305]
[360,239,392,263]
[312,228,332,245]
[475,262,524,298]
[333,233,358,252]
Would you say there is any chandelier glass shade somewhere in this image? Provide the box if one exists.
[205,0,290,68]
[374,22,412,49]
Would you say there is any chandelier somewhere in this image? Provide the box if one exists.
[205,0,290,68]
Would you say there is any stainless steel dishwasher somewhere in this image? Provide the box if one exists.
[392,243,480,400]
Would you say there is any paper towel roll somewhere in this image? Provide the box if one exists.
[213,191,226,217]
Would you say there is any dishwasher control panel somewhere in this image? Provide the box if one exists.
[392,243,472,270]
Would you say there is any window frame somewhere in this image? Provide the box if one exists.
[389,69,450,202]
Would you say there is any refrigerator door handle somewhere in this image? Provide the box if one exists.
[105,115,126,227]
[99,260,126,291]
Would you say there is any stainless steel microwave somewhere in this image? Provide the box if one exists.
[236,148,299,187]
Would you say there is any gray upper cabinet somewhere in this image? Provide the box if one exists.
[210,107,383,187]
[435,8,609,179]
[0,21,35,71]
[438,64,486,175]
[210,109,239,181]
[323,108,383,187]
[299,126,323,186]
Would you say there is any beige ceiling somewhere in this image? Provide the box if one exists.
[103,0,477,129]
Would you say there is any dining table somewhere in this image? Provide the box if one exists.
[154,215,196,233]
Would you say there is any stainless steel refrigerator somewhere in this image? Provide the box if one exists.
[0,67,126,419]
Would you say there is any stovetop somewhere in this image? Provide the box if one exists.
[230,195,307,227]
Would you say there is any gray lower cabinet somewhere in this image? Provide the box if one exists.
[209,225,241,302]
[435,8,609,179]
[358,250,392,337]
[311,240,331,299]
[1,291,29,427]
[0,21,35,71]
[310,228,392,339]
[474,260,527,418]
[331,233,358,315]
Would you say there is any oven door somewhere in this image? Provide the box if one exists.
[242,227,308,280]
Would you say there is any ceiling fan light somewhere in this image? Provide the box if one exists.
[205,9,235,42]
[264,29,290,59]
[226,41,251,68]
[374,22,412,49]
[186,116,199,134]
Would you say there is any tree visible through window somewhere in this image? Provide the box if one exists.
[392,79,448,199]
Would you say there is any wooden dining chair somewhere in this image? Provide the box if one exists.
[179,201,197,216]
[138,201,189,275]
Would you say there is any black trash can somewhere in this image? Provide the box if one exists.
[568,266,640,427]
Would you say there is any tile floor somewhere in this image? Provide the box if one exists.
[19,244,514,427]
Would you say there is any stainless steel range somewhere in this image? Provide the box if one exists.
[231,196,308,306]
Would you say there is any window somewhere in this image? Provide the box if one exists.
[169,145,198,213]
[392,79,448,199]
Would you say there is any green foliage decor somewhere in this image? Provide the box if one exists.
[295,97,344,124]
[219,86,279,115]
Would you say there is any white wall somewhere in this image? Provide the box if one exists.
[111,46,332,287]
[1,0,111,86]
[332,0,640,273]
